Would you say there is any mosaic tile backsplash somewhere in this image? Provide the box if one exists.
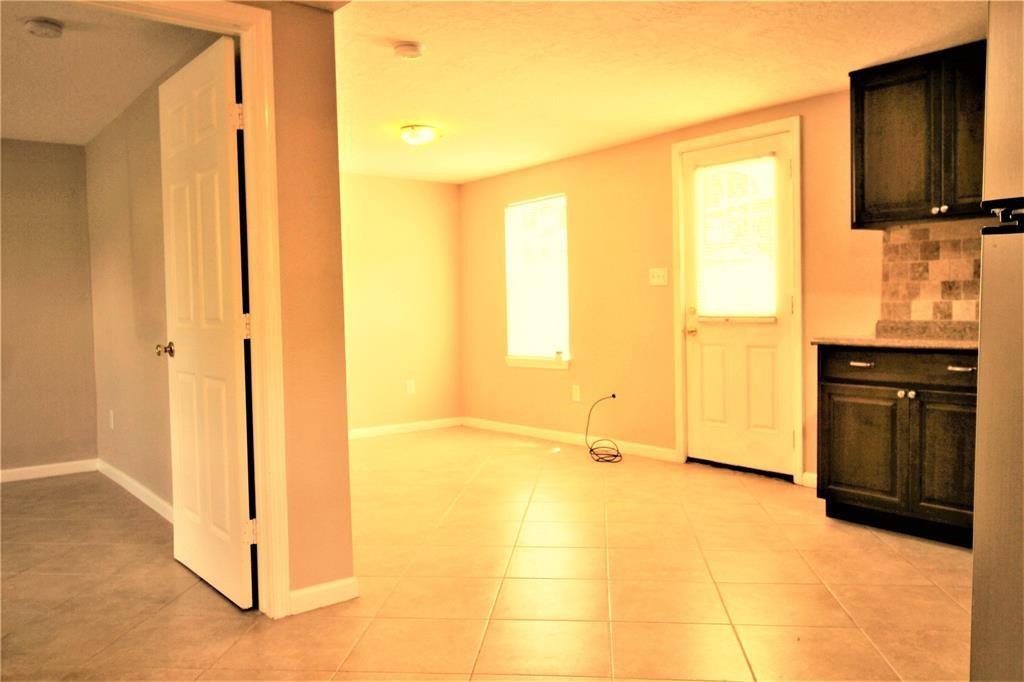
[876,218,986,340]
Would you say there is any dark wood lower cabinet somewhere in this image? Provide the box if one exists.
[820,383,908,512]
[816,345,977,546]
[908,389,976,527]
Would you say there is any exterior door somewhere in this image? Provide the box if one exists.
[158,37,253,608]
[682,132,797,475]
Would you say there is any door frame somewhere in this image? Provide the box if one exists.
[670,116,805,481]
[86,1,291,618]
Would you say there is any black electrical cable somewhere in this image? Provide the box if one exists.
[585,393,621,463]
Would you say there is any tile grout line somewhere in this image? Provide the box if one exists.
[797,547,906,682]
[467,441,546,680]
[337,441,499,678]
[604,480,616,680]
[682,498,760,682]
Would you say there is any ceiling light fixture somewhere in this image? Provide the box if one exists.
[400,124,440,146]
[393,41,423,59]
[24,17,64,39]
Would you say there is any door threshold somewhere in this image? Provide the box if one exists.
[685,457,795,483]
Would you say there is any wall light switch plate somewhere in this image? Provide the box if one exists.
[108,410,115,430]
[406,379,416,395]
[572,384,581,402]
[649,267,668,286]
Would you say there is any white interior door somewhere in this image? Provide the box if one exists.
[158,37,253,608]
[682,132,798,476]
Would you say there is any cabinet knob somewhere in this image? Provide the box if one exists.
[930,206,940,215]
[897,389,907,399]
[907,390,917,399]
[940,205,949,214]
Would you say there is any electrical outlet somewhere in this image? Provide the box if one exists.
[108,409,115,430]
[572,384,581,402]
[649,267,668,286]
[406,379,416,395]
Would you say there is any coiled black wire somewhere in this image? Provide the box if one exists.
[585,394,621,463]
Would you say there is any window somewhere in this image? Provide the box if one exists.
[694,155,778,317]
[504,194,570,368]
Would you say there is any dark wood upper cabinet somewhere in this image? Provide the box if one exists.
[852,41,986,228]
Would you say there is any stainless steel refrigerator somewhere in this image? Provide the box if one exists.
[970,3,1023,678]
[972,204,1023,680]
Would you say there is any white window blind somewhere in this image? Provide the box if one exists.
[505,195,570,364]
[694,155,778,317]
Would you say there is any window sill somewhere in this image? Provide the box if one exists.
[505,355,571,370]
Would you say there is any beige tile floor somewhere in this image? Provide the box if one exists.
[1,427,973,680]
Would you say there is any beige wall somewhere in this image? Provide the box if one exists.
[85,84,174,502]
[341,174,461,429]
[252,1,355,590]
[460,90,883,473]
[1,140,98,469]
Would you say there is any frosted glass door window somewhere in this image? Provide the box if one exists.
[505,195,570,359]
[694,156,778,317]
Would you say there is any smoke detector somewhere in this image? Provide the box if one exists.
[24,17,64,39]
[393,41,422,59]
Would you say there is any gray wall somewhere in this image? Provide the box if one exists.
[1,139,98,469]
[85,83,173,503]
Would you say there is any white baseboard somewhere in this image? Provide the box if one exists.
[1,458,98,483]
[97,459,174,522]
[461,417,680,463]
[799,472,818,488]
[289,576,359,615]
[348,417,462,440]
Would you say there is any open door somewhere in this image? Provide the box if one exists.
[158,36,254,608]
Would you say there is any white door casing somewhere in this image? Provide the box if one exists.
[678,125,801,476]
[159,36,253,608]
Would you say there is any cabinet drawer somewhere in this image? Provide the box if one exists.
[821,347,978,389]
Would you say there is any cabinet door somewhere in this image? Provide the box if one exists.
[908,389,976,527]
[819,383,909,512]
[940,42,986,217]
[852,56,942,226]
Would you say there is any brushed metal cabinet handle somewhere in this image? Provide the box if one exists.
[848,361,875,368]
[947,365,977,373]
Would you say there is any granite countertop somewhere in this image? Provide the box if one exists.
[811,337,978,350]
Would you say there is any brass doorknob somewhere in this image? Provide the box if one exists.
[897,389,907,399]
[156,341,175,358]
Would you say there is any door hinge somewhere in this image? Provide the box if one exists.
[244,517,257,545]
[243,313,251,340]
[790,296,795,314]
[235,103,244,130]
[793,430,797,449]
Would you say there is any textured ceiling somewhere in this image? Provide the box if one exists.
[335,1,987,184]
[1,1,217,145]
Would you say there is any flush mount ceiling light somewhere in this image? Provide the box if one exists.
[24,17,63,39]
[400,124,440,145]
[393,41,423,59]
